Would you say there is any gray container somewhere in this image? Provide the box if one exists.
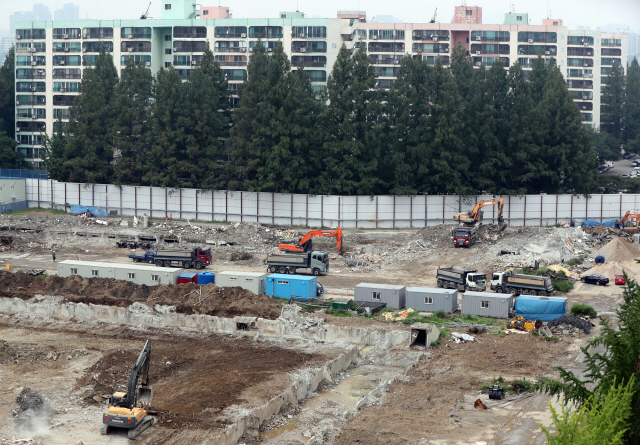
[57,260,182,286]
[215,271,267,294]
[354,283,406,309]
[406,287,457,313]
[461,291,513,318]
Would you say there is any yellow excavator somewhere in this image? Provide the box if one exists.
[453,198,507,231]
[101,339,155,440]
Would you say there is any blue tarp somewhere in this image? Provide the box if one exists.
[514,295,567,322]
[581,219,617,228]
[69,205,109,218]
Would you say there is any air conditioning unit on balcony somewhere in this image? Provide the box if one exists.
[64,47,70,52]
[145,62,150,67]
[128,48,134,52]
[372,35,378,40]
[128,34,133,39]
[60,61,65,65]
[586,52,592,55]
[30,48,36,52]
[241,33,246,38]
[191,60,197,65]
[16,35,21,40]
[267,48,273,52]
[433,37,438,41]
[394,60,399,64]
[60,87,67,92]
[31,61,36,66]
[64,34,69,39]
[475,62,482,66]
[476,36,481,41]
[82,48,87,52]
[476,51,481,55]
[248,47,253,52]
[16,100,20,105]
[240,47,247,52]
[173,48,178,52]
[583,96,588,100]
[585,73,592,77]
[300,48,306,53]
[582,105,587,110]
[528,39,533,43]
[545,51,550,55]
[82,34,87,39]
[299,33,306,38]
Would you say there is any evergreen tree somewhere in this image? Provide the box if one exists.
[624,58,640,152]
[0,130,29,169]
[528,54,549,105]
[0,46,15,139]
[144,67,187,187]
[384,55,433,194]
[537,66,598,194]
[111,58,153,185]
[62,45,118,183]
[601,61,625,141]
[320,44,380,195]
[227,40,270,190]
[588,125,622,161]
[40,120,66,179]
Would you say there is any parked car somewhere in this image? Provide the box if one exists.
[615,273,626,285]
[605,161,614,168]
[581,274,610,285]
[633,161,640,167]
[621,174,630,178]
[624,153,633,159]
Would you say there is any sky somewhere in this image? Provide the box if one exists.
[2,0,640,32]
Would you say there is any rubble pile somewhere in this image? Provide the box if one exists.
[12,387,51,433]
[547,315,594,336]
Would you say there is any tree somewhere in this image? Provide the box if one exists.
[62,45,118,183]
[601,61,625,141]
[528,54,549,106]
[40,120,66,178]
[0,130,30,169]
[227,40,270,190]
[588,125,621,161]
[540,378,635,445]
[320,44,381,195]
[111,58,153,185]
[624,58,640,151]
[537,275,640,443]
[0,46,15,139]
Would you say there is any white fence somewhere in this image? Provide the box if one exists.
[26,179,640,228]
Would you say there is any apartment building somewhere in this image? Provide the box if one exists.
[13,1,627,166]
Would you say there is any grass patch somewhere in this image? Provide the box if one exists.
[565,257,584,266]
[435,310,447,319]
[326,310,354,317]
[509,379,534,393]
[570,303,597,318]
[5,207,67,216]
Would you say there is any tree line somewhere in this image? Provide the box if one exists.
[2,41,639,194]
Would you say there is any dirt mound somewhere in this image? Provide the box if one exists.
[547,315,594,334]
[0,340,17,364]
[595,237,640,263]
[0,271,283,320]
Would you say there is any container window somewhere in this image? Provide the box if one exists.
[230,277,238,281]
[424,296,433,304]
[481,300,489,308]
[70,268,77,274]
[151,274,158,281]
[91,270,98,276]
[128,273,135,279]
[372,292,381,300]
[245,278,253,282]
[277,280,289,285]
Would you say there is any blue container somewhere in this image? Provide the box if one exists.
[197,271,215,285]
[514,295,567,322]
[266,274,317,301]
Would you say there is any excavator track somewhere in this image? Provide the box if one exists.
[127,416,156,440]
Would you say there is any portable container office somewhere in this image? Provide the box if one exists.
[266,274,318,301]
[406,288,457,313]
[215,271,267,294]
[57,260,182,286]
[461,291,513,318]
[197,271,215,285]
[178,272,197,284]
[354,283,406,309]
[514,296,567,321]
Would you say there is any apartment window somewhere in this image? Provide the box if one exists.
[481,300,489,308]
[165,48,172,54]
[165,35,171,41]
[128,273,135,279]
[467,10,473,16]
[372,292,381,300]
[553,21,558,25]
[277,280,290,285]
[517,16,522,21]
[70,268,77,274]
[203,10,209,15]
[91,270,99,277]
[424,296,433,304]
[165,62,171,68]
[151,274,159,281]
[165,4,171,9]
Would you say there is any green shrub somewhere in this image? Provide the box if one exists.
[509,378,534,393]
[348,300,360,310]
[570,303,597,318]
[435,310,447,319]
[531,330,539,336]
[553,280,574,293]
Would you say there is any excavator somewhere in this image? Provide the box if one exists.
[615,211,640,234]
[279,227,345,255]
[453,198,507,231]
[101,339,155,440]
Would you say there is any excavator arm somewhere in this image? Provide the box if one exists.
[454,198,506,229]
[279,227,344,255]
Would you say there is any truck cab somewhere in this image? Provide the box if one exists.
[310,251,329,274]
[466,272,487,291]
[452,227,476,247]
[490,272,506,291]
[129,250,156,263]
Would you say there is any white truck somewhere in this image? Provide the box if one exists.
[436,266,486,292]
[490,271,553,296]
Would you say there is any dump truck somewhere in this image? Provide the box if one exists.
[436,266,486,291]
[266,251,328,276]
[132,248,212,269]
[452,227,477,248]
[490,271,553,296]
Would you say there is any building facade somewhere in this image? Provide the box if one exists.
[13,1,628,166]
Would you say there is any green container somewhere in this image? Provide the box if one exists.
[332,299,349,310]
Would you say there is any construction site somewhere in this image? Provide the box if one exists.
[0,204,638,445]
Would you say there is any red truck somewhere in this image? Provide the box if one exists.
[452,227,477,248]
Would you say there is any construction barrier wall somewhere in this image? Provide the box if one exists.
[24,178,640,228]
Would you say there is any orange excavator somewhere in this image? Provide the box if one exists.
[615,211,640,234]
[453,198,507,231]
[279,227,345,255]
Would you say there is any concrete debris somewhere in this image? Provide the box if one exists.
[547,315,594,335]
[13,387,51,434]
[451,332,475,343]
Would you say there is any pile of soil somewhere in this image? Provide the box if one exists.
[0,340,17,364]
[0,271,282,319]
[595,237,640,263]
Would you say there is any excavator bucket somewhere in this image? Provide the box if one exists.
[497,221,508,231]
[137,386,153,407]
